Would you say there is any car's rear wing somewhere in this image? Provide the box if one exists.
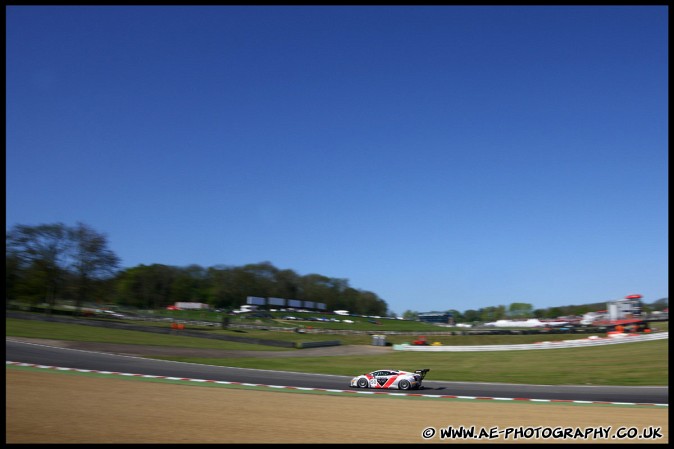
[414,368,430,380]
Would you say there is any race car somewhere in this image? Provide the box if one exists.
[350,368,430,390]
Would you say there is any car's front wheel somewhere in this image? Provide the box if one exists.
[357,378,369,388]
[398,379,411,390]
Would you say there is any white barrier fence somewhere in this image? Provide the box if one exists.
[393,332,668,352]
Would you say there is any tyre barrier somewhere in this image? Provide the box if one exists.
[393,332,668,352]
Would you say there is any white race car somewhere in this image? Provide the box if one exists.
[350,368,430,390]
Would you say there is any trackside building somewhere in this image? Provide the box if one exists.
[418,311,453,325]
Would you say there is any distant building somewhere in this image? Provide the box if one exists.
[581,294,645,325]
[608,296,642,321]
[418,311,453,325]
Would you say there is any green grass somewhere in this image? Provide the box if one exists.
[6,317,668,386]
[7,314,617,346]
[131,308,459,331]
[5,318,290,351]
[208,330,603,346]
[152,340,669,386]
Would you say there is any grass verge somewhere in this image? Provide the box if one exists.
[6,317,668,386]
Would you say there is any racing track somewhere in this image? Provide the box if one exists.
[6,339,668,405]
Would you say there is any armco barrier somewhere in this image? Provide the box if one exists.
[393,332,668,352]
[296,340,341,349]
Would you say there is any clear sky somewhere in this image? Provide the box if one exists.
[6,5,668,316]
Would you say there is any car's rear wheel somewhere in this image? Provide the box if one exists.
[357,378,369,388]
[398,379,411,390]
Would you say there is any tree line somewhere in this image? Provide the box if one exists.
[6,222,388,315]
[402,298,669,323]
[7,222,667,320]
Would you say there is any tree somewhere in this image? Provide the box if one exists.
[507,302,533,319]
[205,265,239,309]
[299,273,339,307]
[447,309,463,323]
[272,269,300,300]
[7,222,121,312]
[6,223,71,311]
[115,264,177,309]
[462,309,480,323]
[67,222,120,311]
[402,310,418,321]
[170,264,208,305]
[546,307,563,319]
[5,253,23,307]
[479,305,506,322]
[352,290,387,316]
[649,298,668,312]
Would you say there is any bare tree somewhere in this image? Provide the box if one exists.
[6,222,120,313]
[68,222,120,312]
[6,223,70,312]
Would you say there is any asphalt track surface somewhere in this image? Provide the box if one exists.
[6,339,668,405]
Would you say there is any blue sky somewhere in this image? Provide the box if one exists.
[6,6,668,315]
